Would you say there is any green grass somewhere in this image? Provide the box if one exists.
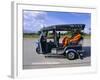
[23,35,39,38]
[82,35,91,39]
[23,34,91,39]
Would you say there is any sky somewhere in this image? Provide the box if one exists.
[23,10,91,34]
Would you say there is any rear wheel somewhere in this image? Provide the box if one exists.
[65,50,78,60]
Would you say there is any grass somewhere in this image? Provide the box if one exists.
[82,35,91,39]
[23,34,91,39]
[23,35,39,38]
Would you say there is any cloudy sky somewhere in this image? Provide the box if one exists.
[23,10,91,33]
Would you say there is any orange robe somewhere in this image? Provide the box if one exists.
[62,33,81,47]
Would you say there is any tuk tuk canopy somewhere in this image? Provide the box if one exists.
[41,24,85,31]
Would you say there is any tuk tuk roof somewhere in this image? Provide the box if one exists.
[41,24,85,31]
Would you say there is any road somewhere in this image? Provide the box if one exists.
[23,38,91,69]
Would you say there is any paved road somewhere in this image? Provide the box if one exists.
[23,38,91,69]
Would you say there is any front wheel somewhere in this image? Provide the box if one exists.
[36,47,40,54]
[66,50,78,60]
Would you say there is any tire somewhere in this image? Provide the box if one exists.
[66,50,78,60]
[36,47,40,54]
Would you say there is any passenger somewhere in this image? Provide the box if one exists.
[62,35,70,47]
[70,31,81,44]
[62,31,81,47]
[70,33,81,43]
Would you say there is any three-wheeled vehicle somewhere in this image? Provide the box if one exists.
[36,24,85,60]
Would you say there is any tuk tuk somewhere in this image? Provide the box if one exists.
[36,24,85,60]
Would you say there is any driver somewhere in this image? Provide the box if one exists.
[40,33,47,53]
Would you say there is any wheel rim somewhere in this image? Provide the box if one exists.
[68,52,75,59]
